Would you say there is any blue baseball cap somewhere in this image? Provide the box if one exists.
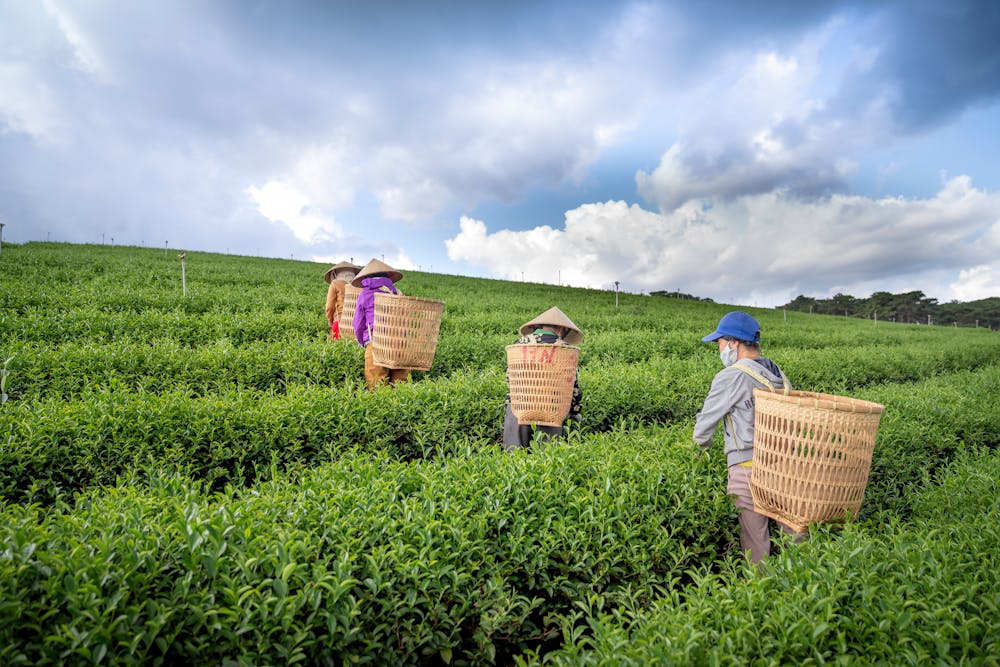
[701,311,761,343]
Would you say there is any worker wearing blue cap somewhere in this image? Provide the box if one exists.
[694,311,801,562]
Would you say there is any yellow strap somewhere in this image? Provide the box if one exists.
[725,362,778,459]
[737,460,753,467]
[729,362,774,389]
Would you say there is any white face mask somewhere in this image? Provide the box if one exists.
[720,343,738,367]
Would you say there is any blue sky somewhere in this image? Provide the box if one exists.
[2,0,999,306]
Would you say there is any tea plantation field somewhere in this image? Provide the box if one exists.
[2,242,999,665]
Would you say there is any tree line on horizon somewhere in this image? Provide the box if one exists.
[649,288,998,330]
[779,290,999,329]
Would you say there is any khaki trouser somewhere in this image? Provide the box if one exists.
[727,465,805,563]
[364,344,410,390]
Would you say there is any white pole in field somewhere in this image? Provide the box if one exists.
[874,311,877,326]
[783,308,787,322]
[614,281,620,308]
[179,252,187,296]
[928,314,932,326]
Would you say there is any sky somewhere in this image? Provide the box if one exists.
[2,0,1000,307]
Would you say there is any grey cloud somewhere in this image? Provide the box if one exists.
[638,0,1000,212]
[860,0,1000,131]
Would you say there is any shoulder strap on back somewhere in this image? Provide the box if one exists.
[731,361,792,395]
[730,361,774,390]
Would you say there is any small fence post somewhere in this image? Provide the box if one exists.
[179,253,187,296]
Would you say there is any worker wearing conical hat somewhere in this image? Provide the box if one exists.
[324,261,362,340]
[352,258,410,389]
[503,306,584,450]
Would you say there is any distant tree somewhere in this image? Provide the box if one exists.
[784,295,818,312]
[649,290,714,302]
[829,293,859,316]
[779,291,996,329]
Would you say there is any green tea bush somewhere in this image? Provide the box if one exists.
[856,364,1000,519]
[0,372,506,505]
[525,448,1000,666]
[3,242,1000,664]
[3,338,363,400]
[3,358,998,509]
[0,425,731,665]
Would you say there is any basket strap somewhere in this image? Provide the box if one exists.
[730,362,774,389]
[724,414,741,453]
[731,361,790,395]
[725,362,790,454]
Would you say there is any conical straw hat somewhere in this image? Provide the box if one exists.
[519,306,584,344]
[323,261,362,284]
[351,258,404,287]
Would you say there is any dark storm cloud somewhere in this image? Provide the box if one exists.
[865,0,1000,131]
[638,0,1000,212]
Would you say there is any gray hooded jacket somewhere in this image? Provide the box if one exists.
[694,357,790,467]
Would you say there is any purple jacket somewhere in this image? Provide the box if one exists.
[353,276,399,347]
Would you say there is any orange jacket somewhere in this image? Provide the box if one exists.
[325,280,347,324]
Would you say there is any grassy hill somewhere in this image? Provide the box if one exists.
[2,241,999,664]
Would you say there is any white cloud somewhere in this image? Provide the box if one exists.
[244,138,361,242]
[247,181,341,244]
[948,215,1000,300]
[42,0,109,81]
[311,251,416,273]
[288,140,359,211]
[446,176,1000,305]
[0,64,66,143]
[371,146,452,222]
[950,264,1000,302]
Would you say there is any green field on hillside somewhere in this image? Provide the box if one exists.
[2,242,999,665]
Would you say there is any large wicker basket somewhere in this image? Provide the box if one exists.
[506,344,580,427]
[370,293,445,371]
[338,285,361,342]
[750,388,885,533]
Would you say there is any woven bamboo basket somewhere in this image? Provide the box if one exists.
[370,293,445,371]
[506,344,580,427]
[338,284,360,342]
[750,388,885,533]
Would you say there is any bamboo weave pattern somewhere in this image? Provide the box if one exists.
[371,293,445,371]
[750,388,884,532]
[506,344,580,427]
[338,285,360,342]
